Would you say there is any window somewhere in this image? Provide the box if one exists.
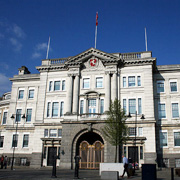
[129,127,136,136]
[44,129,48,137]
[172,103,179,118]
[58,129,62,137]
[88,99,96,116]
[16,109,22,122]
[137,76,141,86]
[138,98,142,115]
[123,99,127,113]
[174,132,180,146]
[54,81,60,91]
[49,81,53,91]
[163,158,169,167]
[160,131,168,147]
[123,77,126,87]
[60,102,64,117]
[80,100,84,114]
[62,80,65,90]
[140,146,143,159]
[52,102,59,117]
[158,103,166,119]
[0,136,4,148]
[47,102,51,117]
[83,78,90,89]
[138,127,143,136]
[28,89,34,99]
[100,99,104,114]
[175,159,180,168]
[129,99,136,114]
[49,129,57,137]
[157,81,164,93]
[12,134,18,147]
[23,134,29,147]
[96,77,103,88]
[2,112,7,124]
[170,82,177,92]
[26,109,32,122]
[128,76,135,87]
[18,90,24,99]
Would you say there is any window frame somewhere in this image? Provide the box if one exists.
[157,80,165,93]
[96,77,103,88]
[174,130,180,147]
[158,103,166,119]
[54,81,61,91]
[160,130,168,147]
[170,80,178,92]
[23,134,29,148]
[12,134,18,148]
[83,78,90,89]
[2,111,7,125]
[18,89,24,99]
[26,108,32,122]
[128,76,136,87]
[172,103,179,118]
[28,89,34,99]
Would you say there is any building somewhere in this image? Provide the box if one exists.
[0,48,180,169]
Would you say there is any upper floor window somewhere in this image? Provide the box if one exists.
[12,134,18,147]
[28,89,34,99]
[44,129,48,137]
[123,99,127,114]
[129,99,136,114]
[129,127,136,136]
[170,82,177,92]
[47,102,51,117]
[88,99,96,116]
[26,109,32,122]
[128,76,135,87]
[158,103,166,119]
[138,98,142,115]
[62,80,65,91]
[58,129,62,137]
[96,77,103,88]
[123,77,126,87]
[18,90,24,99]
[80,100,84,114]
[0,136,4,148]
[49,81,53,91]
[137,76,141,86]
[157,81,164,93]
[160,131,168,147]
[2,112,7,124]
[138,127,143,136]
[174,132,180,146]
[83,78,90,89]
[172,103,179,118]
[16,109,22,122]
[49,129,57,137]
[60,102,64,117]
[54,81,60,91]
[52,102,59,117]
[23,134,29,148]
[100,99,104,114]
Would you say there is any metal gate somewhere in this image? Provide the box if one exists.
[79,140,104,169]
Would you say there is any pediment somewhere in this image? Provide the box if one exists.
[66,48,120,66]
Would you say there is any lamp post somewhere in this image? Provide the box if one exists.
[128,111,145,174]
[10,113,26,170]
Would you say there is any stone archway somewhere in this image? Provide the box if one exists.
[76,131,104,169]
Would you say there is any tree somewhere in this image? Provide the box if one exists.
[102,98,128,163]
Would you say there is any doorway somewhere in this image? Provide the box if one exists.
[128,146,138,164]
[47,147,57,166]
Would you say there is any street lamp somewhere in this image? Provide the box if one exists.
[128,111,145,174]
[10,113,26,170]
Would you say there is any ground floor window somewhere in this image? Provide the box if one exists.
[175,159,180,168]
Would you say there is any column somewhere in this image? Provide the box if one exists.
[105,73,111,112]
[73,75,80,114]
[66,75,73,114]
[111,73,117,101]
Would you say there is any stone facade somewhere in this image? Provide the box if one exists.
[0,48,179,169]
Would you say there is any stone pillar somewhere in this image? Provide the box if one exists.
[66,75,73,114]
[111,73,117,101]
[73,75,80,114]
[105,73,111,112]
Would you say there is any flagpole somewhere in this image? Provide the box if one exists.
[145,27,148,51]
[95,12,98,49]
[46,36,50,59]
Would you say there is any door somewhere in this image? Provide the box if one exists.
[128,146,138,164]
[79,141,104,169]
[47,147,57,166]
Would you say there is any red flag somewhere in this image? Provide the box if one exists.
[96,12,98,26]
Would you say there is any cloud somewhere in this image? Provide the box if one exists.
[9,37,22,52]
[36,43,48,51]
[0,63,9,70]
[11,24,26,39]
[32,52,42,59]
[0,73,11,96]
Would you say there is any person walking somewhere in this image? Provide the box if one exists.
[1,155,4,169]
[4,156,7,169]
[120,155,130,178]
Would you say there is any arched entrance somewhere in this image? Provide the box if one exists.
[76,132,104,169]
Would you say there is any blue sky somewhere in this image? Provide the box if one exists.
[0,0,180,96]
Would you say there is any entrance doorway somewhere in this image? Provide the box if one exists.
[128,146,138,164]
[76,132,104,169]
[47,147,57,166]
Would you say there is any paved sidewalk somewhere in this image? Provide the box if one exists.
[0,166,180,180]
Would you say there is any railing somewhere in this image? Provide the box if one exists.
[80,113,101,118]
[50,59,67,65]
[121,53,141,59]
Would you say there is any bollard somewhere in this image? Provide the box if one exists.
[171,168,174,180]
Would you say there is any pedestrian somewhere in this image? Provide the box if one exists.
[4,156,7,169]
[1,155,4,169]
[120,154,130,178]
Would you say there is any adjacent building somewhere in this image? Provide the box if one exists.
[0,48,179,169]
